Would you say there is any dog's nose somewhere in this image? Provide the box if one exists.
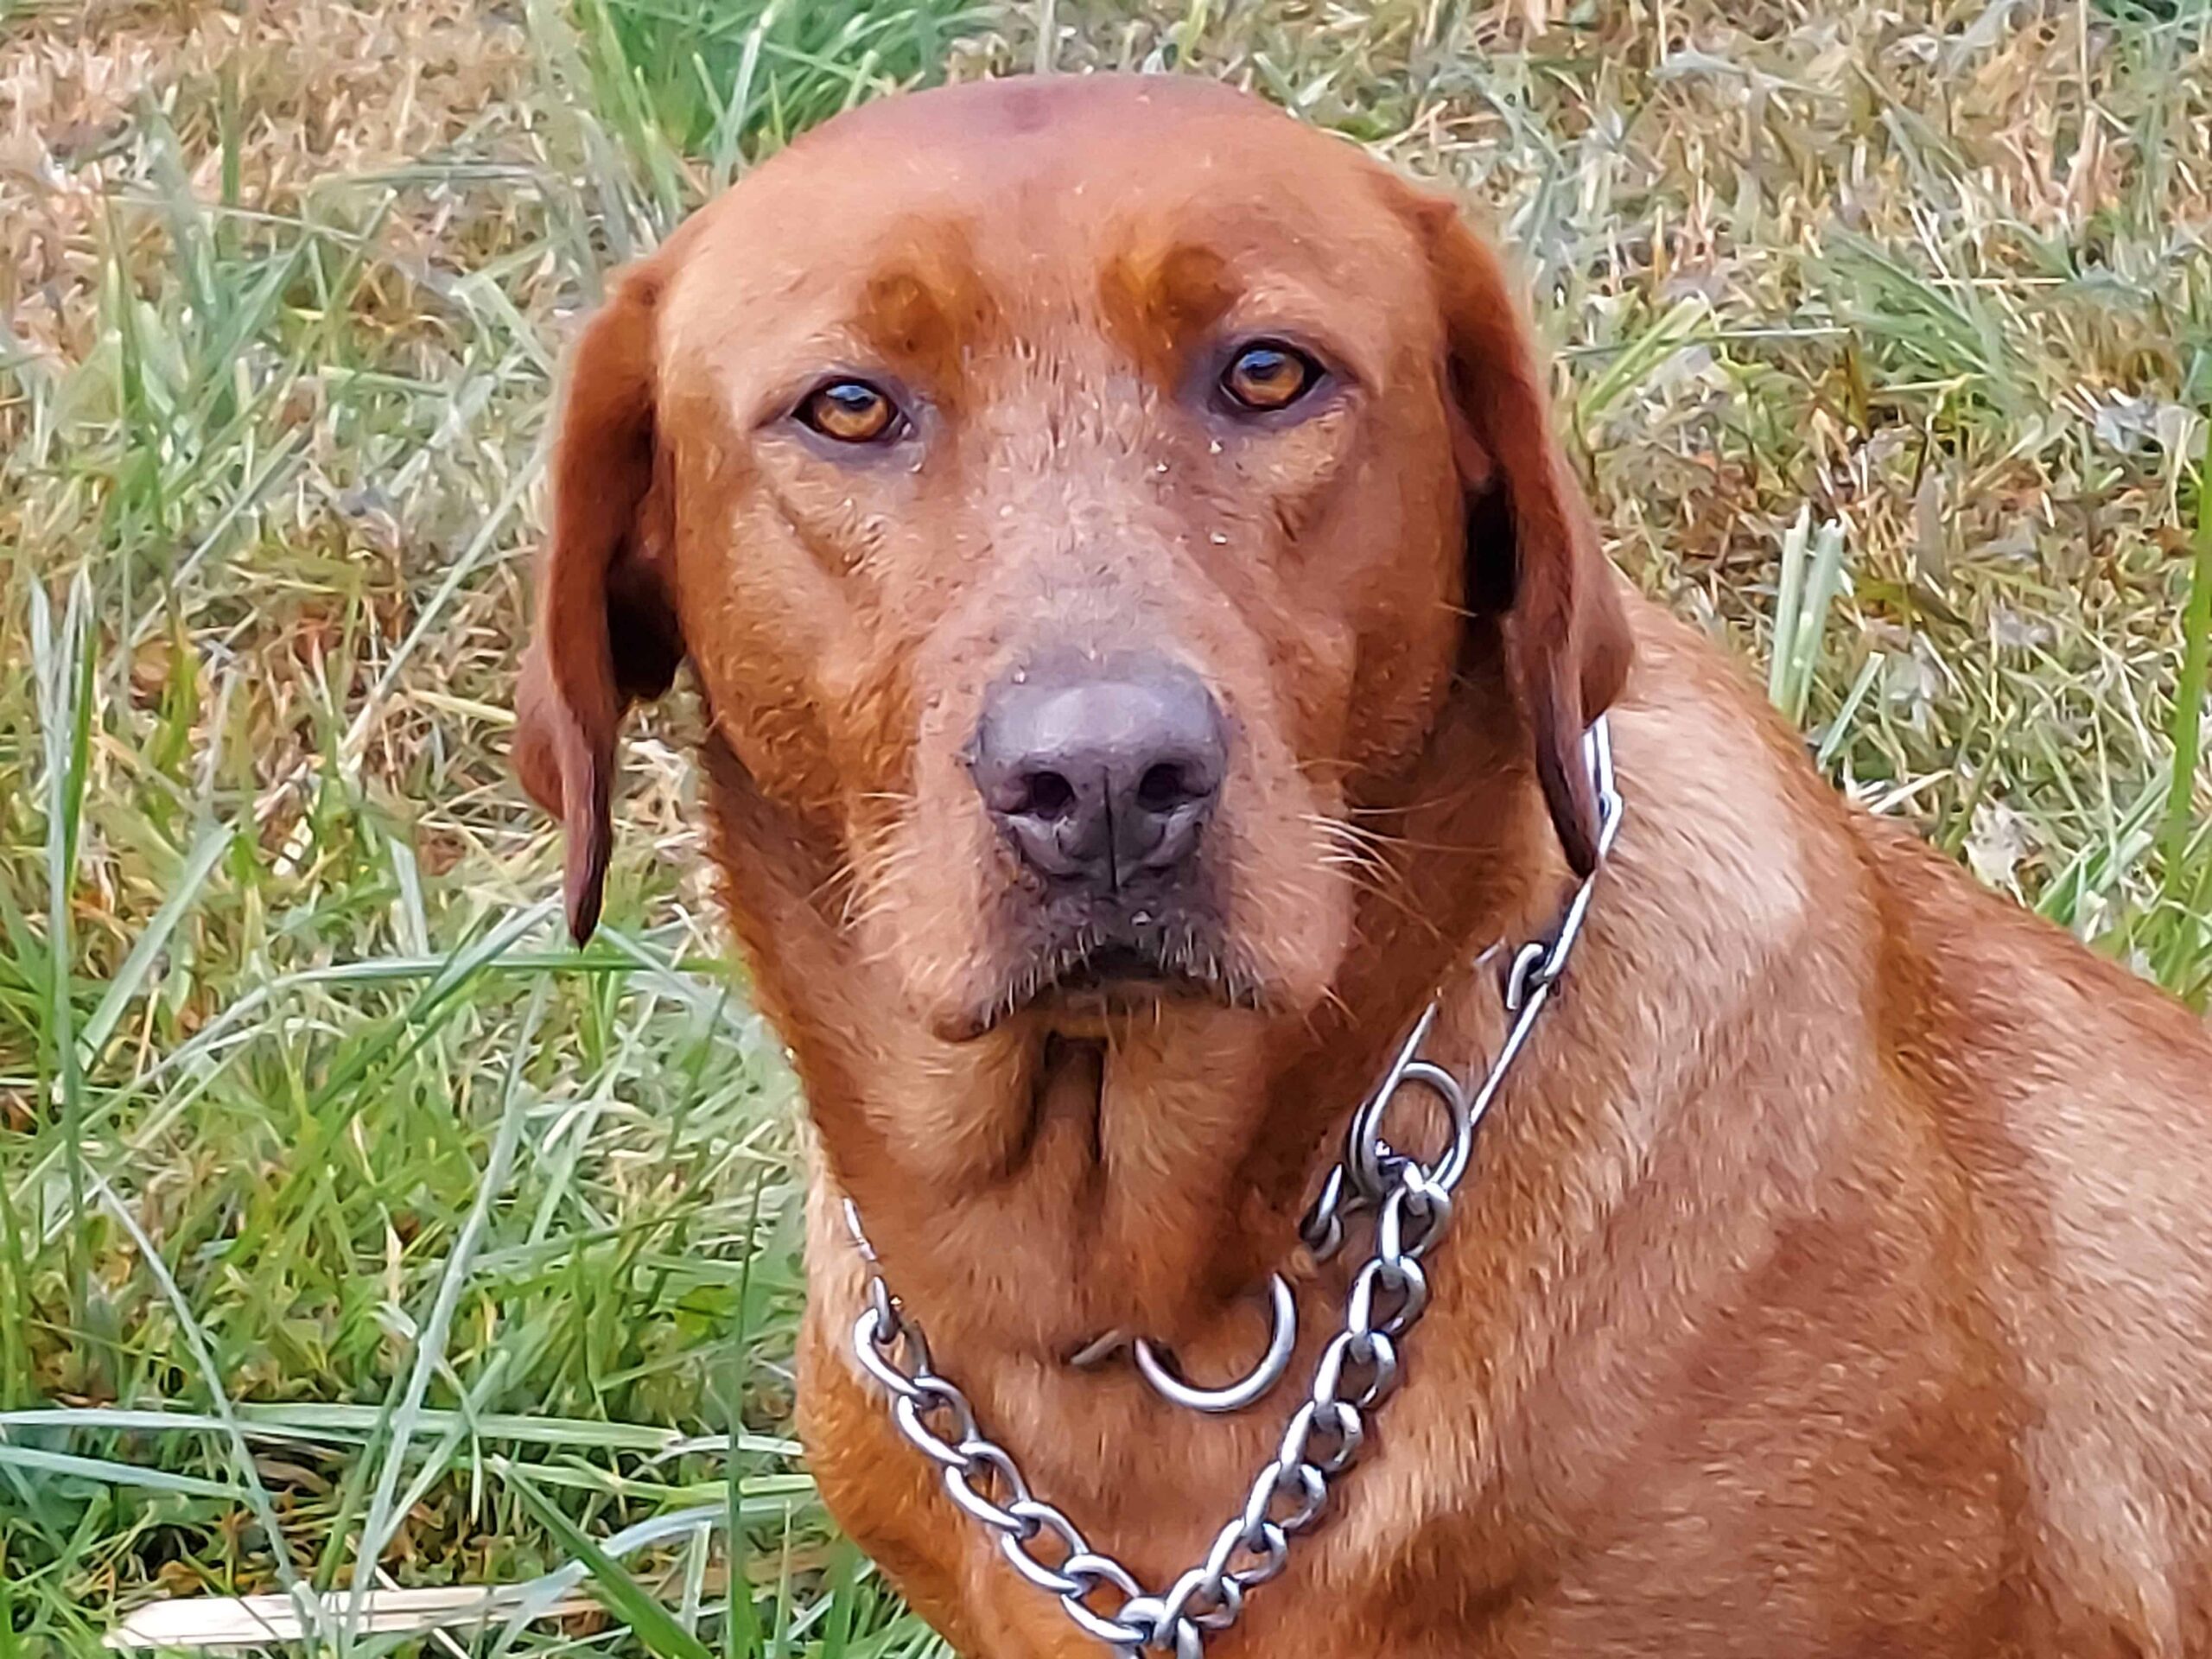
[970,661,1226,891]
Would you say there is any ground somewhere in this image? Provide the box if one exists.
[0,0,2206,1654]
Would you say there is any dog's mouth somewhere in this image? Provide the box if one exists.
[966,926,1263,1038]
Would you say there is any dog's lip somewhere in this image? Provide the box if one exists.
[954,929,1260,1039]
[1052,943,1185,993]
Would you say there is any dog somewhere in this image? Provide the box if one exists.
[513,73,2212,1658]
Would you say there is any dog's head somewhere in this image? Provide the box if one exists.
[516,74,1628,1049]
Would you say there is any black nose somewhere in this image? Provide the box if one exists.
[969,659,1227,893]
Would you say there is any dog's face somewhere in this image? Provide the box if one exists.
[517,76,1626,1052]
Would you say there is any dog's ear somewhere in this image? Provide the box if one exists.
[1407,194,1632,875]
[514,259,685,943]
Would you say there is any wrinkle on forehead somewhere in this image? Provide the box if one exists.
[667,214,997,419]
[659,88,1437,408]
[854,225,996,393]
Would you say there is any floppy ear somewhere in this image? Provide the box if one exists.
[1410,196,1632,875]
[514,260,685,943]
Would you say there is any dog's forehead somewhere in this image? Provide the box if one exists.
[658,77,1433,364]
[758,73,1385,208]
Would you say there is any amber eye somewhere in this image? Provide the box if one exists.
[1220,340,1322,414]
[797,379,903,444]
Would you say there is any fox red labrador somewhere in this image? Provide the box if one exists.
[514,73,2212,1659]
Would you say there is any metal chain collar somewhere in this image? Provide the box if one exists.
[842,716,1623,1657]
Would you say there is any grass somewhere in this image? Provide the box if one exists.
[0,0,2206,1655]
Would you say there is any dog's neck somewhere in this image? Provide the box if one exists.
[703,664,1570,1365]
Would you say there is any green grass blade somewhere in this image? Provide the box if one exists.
[505,1467,715,1659]
[346,985,540,1632]
[2158,415,2211,977]
[1769,507,1810,716]
[818,1541,860,1659]
[78,820,233,1061]
[0,1443,239,1501]
[29,573,95,1334]
[91,1174,313,1612]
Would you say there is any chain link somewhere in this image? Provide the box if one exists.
[843,716,1621,1655]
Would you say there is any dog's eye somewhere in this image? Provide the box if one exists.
[797,379,903,444]
[1220,340,1322,414]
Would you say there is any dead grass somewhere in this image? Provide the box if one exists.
[0,0,2205,1653]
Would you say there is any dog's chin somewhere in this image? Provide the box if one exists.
[938,934,1267,1043]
